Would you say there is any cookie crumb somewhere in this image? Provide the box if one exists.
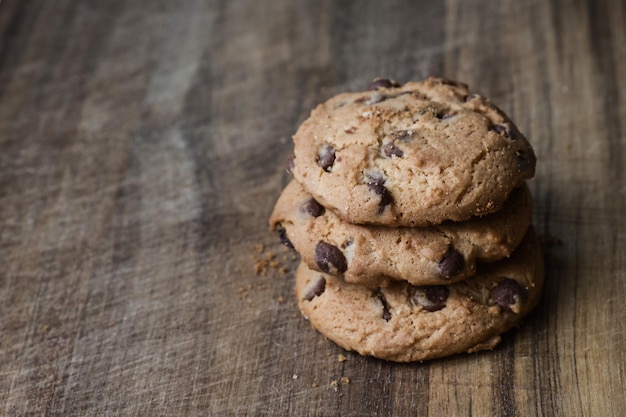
[340,376,350,384]
[237,284,254,300]
[330,380,338,391]
[253,246,291,277]
[253,258,268,276]
[277,295,285,304]
[269,259,281,268]
[292,374,298,380]
[311,382,319,388]
[337,354,347,362]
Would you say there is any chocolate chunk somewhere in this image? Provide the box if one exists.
[303,276,326,301]
[383,141,404,158]
[368,183,393,214]
[286,155,295,175]
[378,291,392,321]
[367,177,393,214]
[278,227,294,249]
[315,241,347,275]
[410,285,449,312]
[317,144,335,172]
[464,93,478,102]
[438,248,465,279]
[490,124,510,138]
[367,78,401,90]
[301,198,325,217]
[492,278,527,312]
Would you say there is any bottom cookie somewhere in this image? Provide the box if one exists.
[295,229,543,362]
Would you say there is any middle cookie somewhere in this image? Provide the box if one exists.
[270,180,532,288]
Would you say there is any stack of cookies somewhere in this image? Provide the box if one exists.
[269,77,543,362]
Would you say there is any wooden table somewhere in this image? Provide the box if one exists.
[1,0,624,415]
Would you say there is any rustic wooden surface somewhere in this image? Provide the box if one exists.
[1,0,625,415]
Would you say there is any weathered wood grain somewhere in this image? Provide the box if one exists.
[0,0,624,415]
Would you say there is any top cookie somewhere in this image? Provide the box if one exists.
[289,77,536,226]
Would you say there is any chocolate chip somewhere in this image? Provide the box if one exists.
[492,278,527,312]
[301,198,325,217]
[367,178,393,214]
[315,241,347,275]
[383,141,404,158]
[278,227,294,249]
[464,94,478,102]
[438,248,465,279]
[367,78,401,90]
[303,276,326,301]
[490,124,510,138]
[378,291,392,321]
[286,155,295,175]
[410,285,449,312]
[317,144,335,172]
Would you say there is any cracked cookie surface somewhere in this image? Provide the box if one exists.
[289,77,536,226]
[270,180,533,287]
[295,228,543,362]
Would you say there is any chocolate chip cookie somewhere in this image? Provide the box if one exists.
[270,180,532,287]
[295,229,543,362]
[288,77,536,227]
